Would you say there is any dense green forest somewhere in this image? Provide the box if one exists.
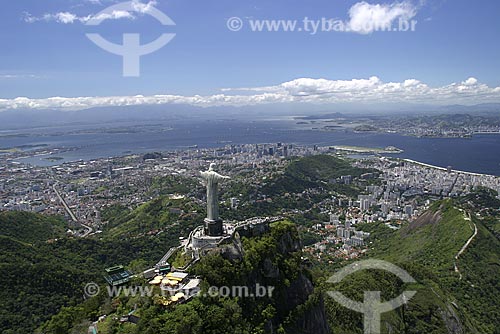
[262,154,375,196]
[0,197,200,333]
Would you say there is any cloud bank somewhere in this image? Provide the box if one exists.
[1,77,500,111]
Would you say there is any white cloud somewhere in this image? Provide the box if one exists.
[131,0,157,14]
[463,77,478,86]
[347,1,418,34]
[0,74,40,79]
[92,10,135,21]
[52,12,79,24]
[1,77,500,112]
[23,0,156,24]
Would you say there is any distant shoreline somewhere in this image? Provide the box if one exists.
[402,159,492,177]
[334,145,403,154]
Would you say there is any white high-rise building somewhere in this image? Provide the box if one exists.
[360,199,371,211]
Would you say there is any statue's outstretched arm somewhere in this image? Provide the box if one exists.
[216,173,230,180]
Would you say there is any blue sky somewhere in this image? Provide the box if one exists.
[1,0,500,110]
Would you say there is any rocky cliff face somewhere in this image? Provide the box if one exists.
[281,273,330,334]
[441,304,465,334]
[275,232,329,334]
[219,221,330,334]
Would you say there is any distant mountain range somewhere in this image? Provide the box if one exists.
[1,103,499,131]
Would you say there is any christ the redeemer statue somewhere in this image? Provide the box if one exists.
[200,163,229,236]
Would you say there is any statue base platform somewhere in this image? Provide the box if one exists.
[204,218,223,237]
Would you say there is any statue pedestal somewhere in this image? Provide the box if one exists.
[204,218,223,237]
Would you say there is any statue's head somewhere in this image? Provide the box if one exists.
[209,163,216,171]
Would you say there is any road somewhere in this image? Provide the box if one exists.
[454,212,478,280]
[53,183,93,237]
